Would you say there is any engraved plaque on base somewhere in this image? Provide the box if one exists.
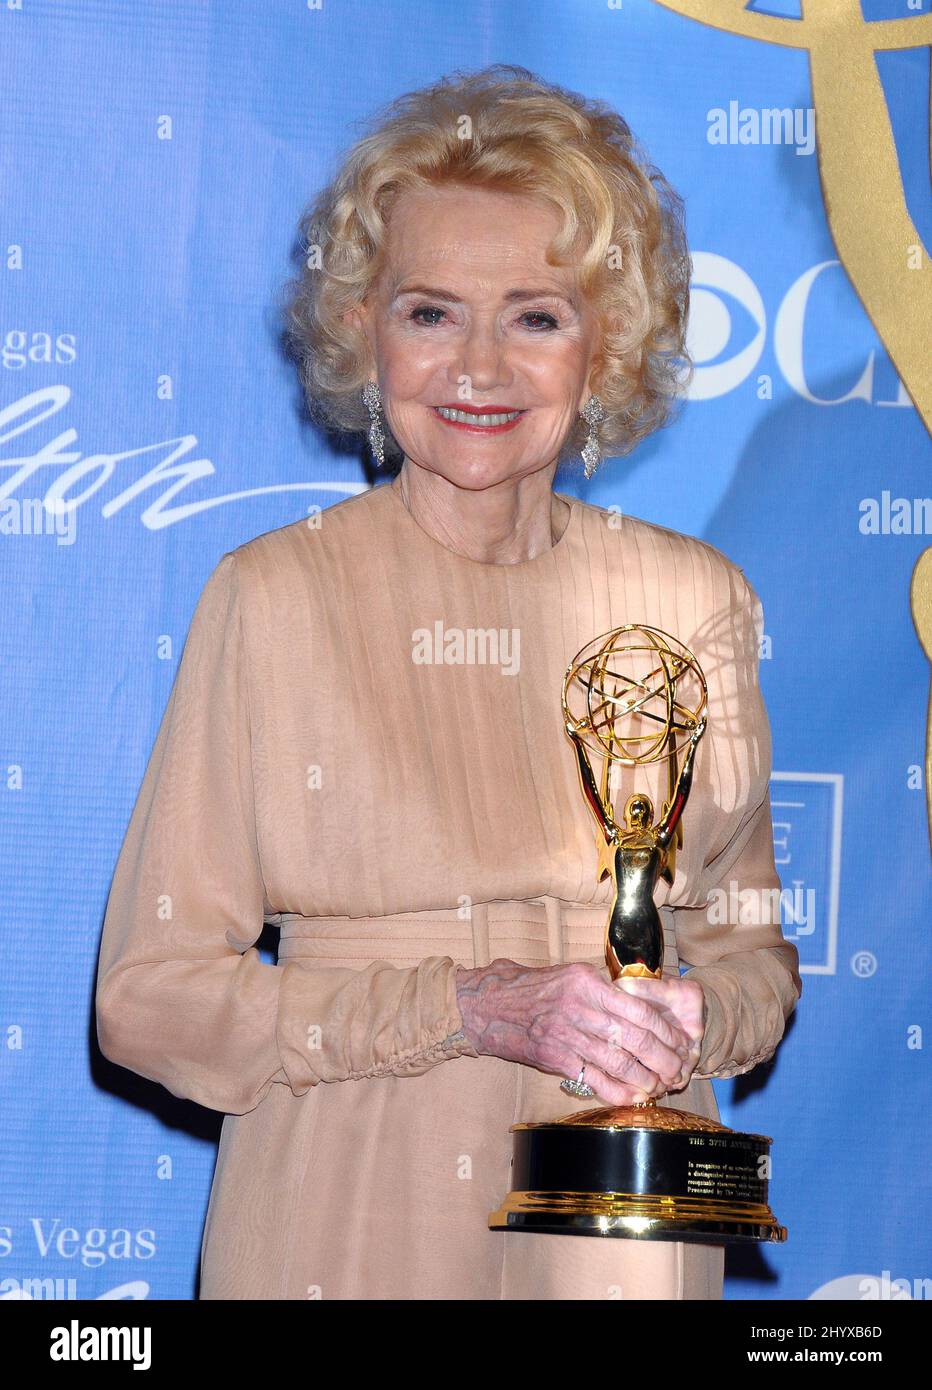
[490,1105,785,1243]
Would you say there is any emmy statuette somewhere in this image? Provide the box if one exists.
[489,625,788,1243]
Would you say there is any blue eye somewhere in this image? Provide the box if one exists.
[409,305,446,325]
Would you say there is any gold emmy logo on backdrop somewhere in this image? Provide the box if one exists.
[489,627,788,1243]
[652,0,932,431]
[652,0,932,842]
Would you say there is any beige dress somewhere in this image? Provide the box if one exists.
[95,479,802,1300]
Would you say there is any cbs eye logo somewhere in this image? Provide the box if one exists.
[656,0,932,432]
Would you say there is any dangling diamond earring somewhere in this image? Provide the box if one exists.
[581,395,605,479]
[362,380,385,468]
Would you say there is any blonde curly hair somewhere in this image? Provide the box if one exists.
[280,64,693,466]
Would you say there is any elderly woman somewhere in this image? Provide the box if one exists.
[95,65,801,1301]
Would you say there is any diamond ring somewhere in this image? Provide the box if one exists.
[560,1066,596,1098]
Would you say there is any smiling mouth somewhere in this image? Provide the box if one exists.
[433,405,526,429]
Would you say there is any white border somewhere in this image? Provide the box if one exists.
[770,771,844,976]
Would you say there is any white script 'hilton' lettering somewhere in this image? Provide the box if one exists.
[0,387,353,531]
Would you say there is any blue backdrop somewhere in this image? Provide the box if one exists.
[1,0,930,1301]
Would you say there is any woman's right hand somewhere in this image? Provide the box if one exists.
[453,959,693,1106]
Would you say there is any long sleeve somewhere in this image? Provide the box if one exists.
[668,574,802,1081]
[95,551,476,1117]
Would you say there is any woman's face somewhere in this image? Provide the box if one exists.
[352,183,601,491]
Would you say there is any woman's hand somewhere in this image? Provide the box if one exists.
[454,959,704,1106]
[611,974,706,1092]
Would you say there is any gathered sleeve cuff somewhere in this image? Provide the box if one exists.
[276,956,477,1093]
[673,795,803,1079]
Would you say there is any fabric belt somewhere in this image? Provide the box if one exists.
[272,899,681,976]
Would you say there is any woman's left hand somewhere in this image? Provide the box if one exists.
[614,975,705,1092]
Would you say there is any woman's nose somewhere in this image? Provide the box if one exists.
[456,320,511,393]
